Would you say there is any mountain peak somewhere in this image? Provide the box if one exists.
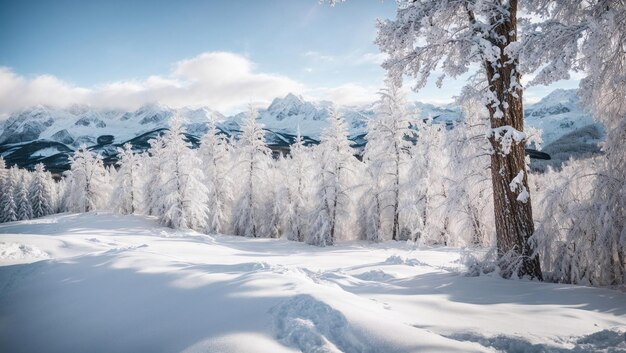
[268,93,305,112]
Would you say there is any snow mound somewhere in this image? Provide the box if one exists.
[384,255,428,267]
[0,242,49,261]
[271,294,372,353]
[352,269,395,282]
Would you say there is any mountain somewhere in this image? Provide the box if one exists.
[0,89,600,173]
[524,89,598,145]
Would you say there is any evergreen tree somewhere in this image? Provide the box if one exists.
[360,81,414,242]
[15,171,33,221]
[66,146,108,213]
[198,119,233,234]
[112,143,141,214]
[29,163,54,218]
[283,130,312,242]
[231,106,271,238]
[308,110,357,246]
[157,116,209,231]
[0,166,19,223]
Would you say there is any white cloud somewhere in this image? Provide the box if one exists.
[303,51,334,62]
[311,83,379,106]
[0,52,304,116]
[0,68,91,116]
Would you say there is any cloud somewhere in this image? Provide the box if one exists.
[0,68,91,116]
[0,52,304,116]
[303,51,334,62]
[311,83,379,106]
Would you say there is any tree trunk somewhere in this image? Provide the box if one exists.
[484,0,542,279]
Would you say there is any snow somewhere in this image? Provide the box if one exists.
[1,213,625,353]
[510,170,530,203]
[491,125,527,155]
[524,89,599,146]
[30,147,62,158]
[0,241,49,263]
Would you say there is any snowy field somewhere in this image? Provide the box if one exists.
[1,213,625,353]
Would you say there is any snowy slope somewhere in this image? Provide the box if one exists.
[0,104,225,147]
[0,89,594,148]
[0,89,601,173]
[1,213,625,353]
[524,89,598,145]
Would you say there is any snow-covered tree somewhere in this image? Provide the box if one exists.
[522,2,626,285]
[112,143,141,214]
[309,110,357,246]
[406,118,451,245]
[15,170,33,221]
[143,134,167,217]
[231,106,272,238]
[66,146,108,213]
[360,81,415,242]
[29,163,54,218]
[376,0,542,278]
[0,157,6,183]
[283,130,313,242]
[156,116,209,231]
[198,119,233,234]
[0,166,19,223]
[442,88,496,247]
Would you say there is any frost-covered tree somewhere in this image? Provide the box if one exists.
[55,177,68,213]
[522,2,626,285]
[0,166,19,223]
[143,134,167,217]
[198,119,233,234]
[0,157,6,183]
[66,146,108,213]
[309,110,357,246]
[112,143,141,214]
[406,118,451,245]
[283,130,313,242]
[232,106,272,238]
[376,0,542,278]
[361,81,415,242]
[156,116,209,231]
[29,163,54,218]
[15,171,33,221]
[430,87,497,248]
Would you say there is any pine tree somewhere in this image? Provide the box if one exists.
[157,116,209,231]
[66,146,108,213]
[283,130,312,242]
[15,171,33,221]
[309,109,357,246]
[360,81,415,242]
[198,119,233,234]
[0,166,19,223]
[29,163,54,218]
[112,143,141,214]
[144,135,167,217]
[0,157,7,183]
[231,106,271,238]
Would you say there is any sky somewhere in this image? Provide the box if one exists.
[0,0,580,116]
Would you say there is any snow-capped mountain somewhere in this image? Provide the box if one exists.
[0,88,599,173]
[0,104,225,147]
[524,89,598,145]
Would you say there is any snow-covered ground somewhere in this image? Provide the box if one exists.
[1,213,624,353]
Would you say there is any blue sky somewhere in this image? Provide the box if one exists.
[0,0,579,115]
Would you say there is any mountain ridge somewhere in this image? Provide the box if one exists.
[0,89,598,172]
